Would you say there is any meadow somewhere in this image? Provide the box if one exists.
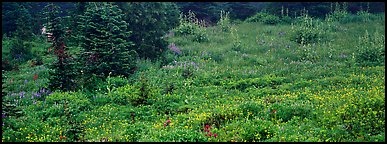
[2,10,385,142]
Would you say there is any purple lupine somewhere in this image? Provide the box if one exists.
[19,91,26,98]
[168,43,182,55]
[24,79,28,84]
[35,92,41,98]
[40,88,46,93]
[191,62,199,69]
[33,101,37,105]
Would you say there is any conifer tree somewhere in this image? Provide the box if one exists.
[14,4,34,41]
[120,2,180,60]
[44,3,78,92]
[79,2,137,78]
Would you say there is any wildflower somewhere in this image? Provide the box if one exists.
[20,91,26,98]
[168,43,182,55]
[2,114,5,118]
[40,88,46,93]
[60,136,63,140]
[272,109,277,114]
[33,74,38,81]
[166,119,171,123]
[24,79,28,84]
[205,124,211,129]
[213,133,218,138]
[164,123,167,127]
[33,101,37,105]
[207,132,212,137]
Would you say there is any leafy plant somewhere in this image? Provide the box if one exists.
[291,14,325,45]
[355,30,385,66]
[217,11,231,32]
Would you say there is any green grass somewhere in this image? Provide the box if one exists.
[2,13,385,142]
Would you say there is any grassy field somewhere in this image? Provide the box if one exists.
[2,13,385,142]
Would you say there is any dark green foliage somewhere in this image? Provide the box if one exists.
[2,70,23,119]
[14,4,34,41]
[245,12,280,25]
[2,2,20,36]
[135,73,151,106]
[9,38,33,63]
[79,2,137,78]
[119,2,180,60]
[176,2,262,23]
[44,3,78,92]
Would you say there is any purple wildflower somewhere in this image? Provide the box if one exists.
[24,79,28,84]
[168,43,181,55]
[19,91,26,98]
[33,101,37,105]
[2,114,5,118]
[40,88,46,93]
[36,92,41,98]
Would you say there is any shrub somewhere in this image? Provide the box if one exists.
[245,12,280,25]
[9,38,33,63]
[174,11,209,42]
[217,11,231,32]
[110,84,140,106]
[291,14,325,45]
[44,92,91,118]
[240,120,276,142]
[355,30,385,66]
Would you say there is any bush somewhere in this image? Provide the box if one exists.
[355,30,385,66]
[9,38,33,63]
[110,84,140,106]
[291,15,325,45]
[174,11,209,43]
[217,11,231,32]
[44,92,91,118]
[245,12,280,25]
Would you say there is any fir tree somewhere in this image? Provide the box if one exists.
[14,4,34,41]
[44,3,78,92]
[120,2,180,60]
[79,2,137,78]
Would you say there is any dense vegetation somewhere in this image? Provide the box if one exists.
[2,2,385,142]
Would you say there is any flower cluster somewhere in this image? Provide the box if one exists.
[168,43,182,55]
[164,119,171,127]
[204,124,218,138]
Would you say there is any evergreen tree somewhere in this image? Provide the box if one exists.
[119,2,180,60]
[14,4,34,41]
[79,2,137,78]
[2,71,22,119]
[44,3,78,92]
